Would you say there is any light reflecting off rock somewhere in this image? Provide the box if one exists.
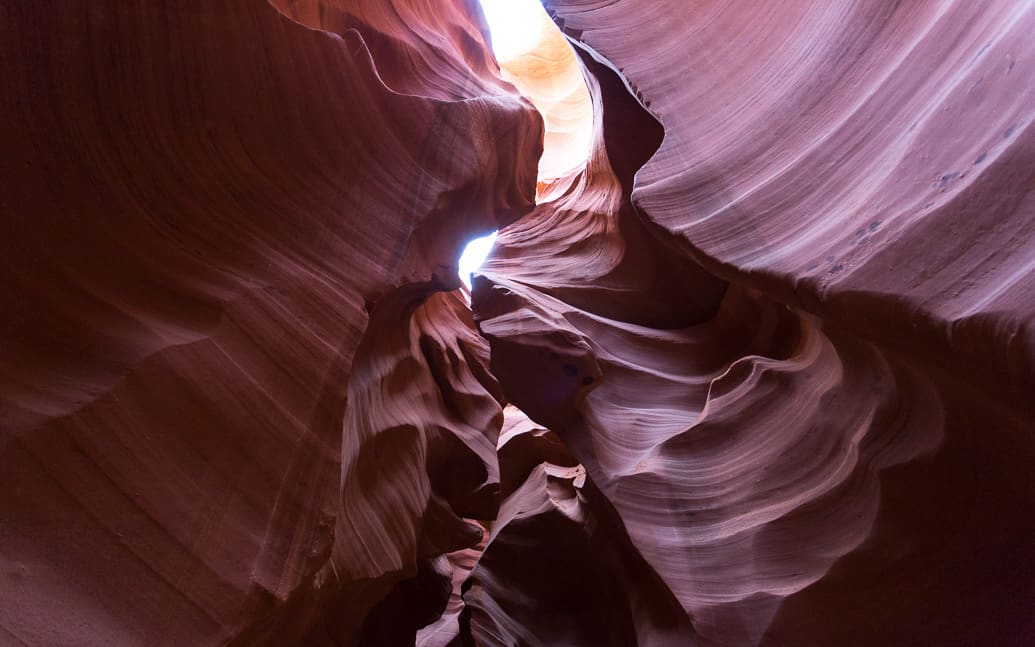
[479,0,593,195]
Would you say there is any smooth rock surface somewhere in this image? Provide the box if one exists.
[476,1,1035,644]
[2,0,1033,645]
[1,1,536,644]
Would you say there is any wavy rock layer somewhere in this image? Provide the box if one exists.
[489,0,594,193]
[475,1,1035,645]
[548,0,1035,401]
[3,0,1034,646]
[1,1,538,644]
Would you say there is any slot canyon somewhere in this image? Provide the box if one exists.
[2,0,1034,645]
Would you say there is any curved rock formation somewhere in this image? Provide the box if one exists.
[547,0,1035,401]
[476,1,1035,644]
[2,0,1033,645]
[484,0,594,195]
[1,1,537,644]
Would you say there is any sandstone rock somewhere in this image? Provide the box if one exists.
[2,1,1032,645]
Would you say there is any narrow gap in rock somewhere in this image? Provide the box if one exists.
[458,231,497,290]
[463,0,596,445]
[433,8,605,646]
[477,0,593,199]
[457,0,594,289]
[450,6,707,642]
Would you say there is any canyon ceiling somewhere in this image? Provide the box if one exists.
[1,1,1034,646]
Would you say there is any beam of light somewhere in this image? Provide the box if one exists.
[458,231,498,289]
[478,0,548,61]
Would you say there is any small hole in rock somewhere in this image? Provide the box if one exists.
[458,231,497,289]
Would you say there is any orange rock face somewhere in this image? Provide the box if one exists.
[2,1,1033,646]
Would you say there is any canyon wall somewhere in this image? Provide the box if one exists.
[2,0,1033,645]
[2,1,537,644]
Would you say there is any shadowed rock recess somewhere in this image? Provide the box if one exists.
[2,1,1033,646]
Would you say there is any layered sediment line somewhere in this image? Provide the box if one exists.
[476,1,1035,644]
[2,1,1033,645]
[548,0,1035,403]
[1,1,538,643]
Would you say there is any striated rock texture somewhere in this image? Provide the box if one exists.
[2,1,1034,646]
[487,0,594,196]
[1,1,537,644]
[476,1,1035,645]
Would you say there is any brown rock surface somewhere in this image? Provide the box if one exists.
[2,0,1033,645]
[1,1,535,644]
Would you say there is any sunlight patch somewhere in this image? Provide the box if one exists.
[458,231,498,289]
[478,0,549,61]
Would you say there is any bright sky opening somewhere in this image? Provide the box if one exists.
[459,0,591,288]
[476,0,546,60]
[458,231,498,289]
[477,0,594,197]
[478,0,548,61]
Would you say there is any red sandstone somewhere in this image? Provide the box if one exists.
[1,1,1032,645]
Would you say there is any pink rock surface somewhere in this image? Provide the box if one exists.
[475,1,1035,644]
[2,0,1033,645]
[548,0,1035,401]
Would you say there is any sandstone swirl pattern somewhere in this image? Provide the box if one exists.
[1,1,538,644]
[2,1,1033,646]
[478,0,1034,644]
